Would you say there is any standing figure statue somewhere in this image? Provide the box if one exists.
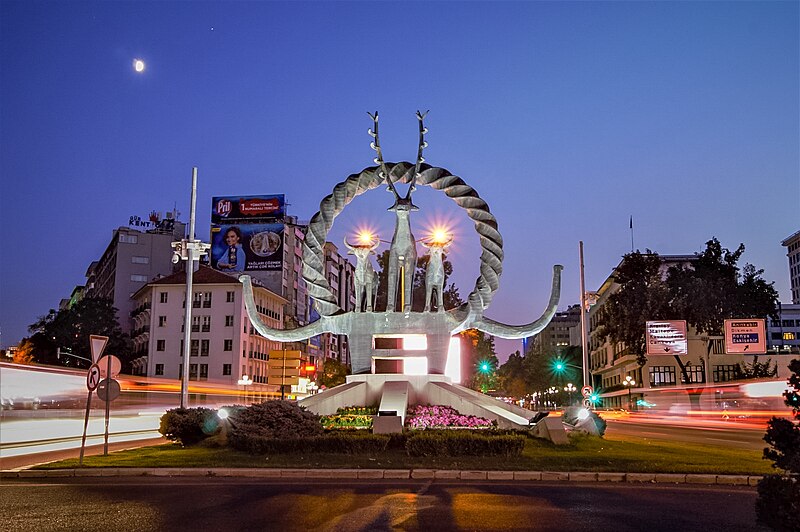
[343,237,379,312]
[368,110,428,313]
[422,236,452,312]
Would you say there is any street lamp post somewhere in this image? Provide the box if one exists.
[623,375,636,411]
[173,167,211,409]
[564,382,576,405]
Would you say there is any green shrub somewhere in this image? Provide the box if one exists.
[336,405,378,416]
[405,430,525,457]
[228,432,390,454]
[159,407,219,446]
[230,400,323,440]
[756,475,800,531]
[320,414,373,430]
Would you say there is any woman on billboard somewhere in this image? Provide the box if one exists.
[217,226,246,272]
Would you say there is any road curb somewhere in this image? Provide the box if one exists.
[0,468,761,485]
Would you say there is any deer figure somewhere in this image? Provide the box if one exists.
[368,111,428,313]
[343,236,380,312]
[422,236,452,312]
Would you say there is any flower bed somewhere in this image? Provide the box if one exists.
[319,414,373,430]
[405,405,495,430]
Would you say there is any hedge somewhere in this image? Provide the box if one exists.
[159,407,220,446]
[405,430,525,457]
[228,432,390,455]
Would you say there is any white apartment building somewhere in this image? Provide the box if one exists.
[781,229,800,304]
[588,255,762,410]
[131,266,286,387]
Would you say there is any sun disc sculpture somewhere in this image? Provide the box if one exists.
[240,112,563,376]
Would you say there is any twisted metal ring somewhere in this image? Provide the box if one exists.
[302,162,504,317]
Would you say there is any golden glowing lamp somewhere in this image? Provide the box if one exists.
[357,231,375,246]
[431,227,450,244]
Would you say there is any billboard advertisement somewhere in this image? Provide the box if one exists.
[645,320,688,356]
[212,195,285,223]
[211,195,286,272]
[724,319,766,354]
[210,223,284,272]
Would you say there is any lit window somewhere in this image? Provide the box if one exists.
[784,332,797,341]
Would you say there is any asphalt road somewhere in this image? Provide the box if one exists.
[604,416,767,450]
[0,478,767,532]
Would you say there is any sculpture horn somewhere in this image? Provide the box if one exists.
[343,237,355,252]
[468,265,563,339]
[239,275,332,340]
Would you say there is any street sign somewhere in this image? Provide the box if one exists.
[645,320,688,356]
[268,359,301,368]
[97,378,121,402]
[268,376,299,386]
[97,355,122,377]
[581,385,593,398]
[87,364,102,391]
[269,349,302,360]
[582,398,592,408]
[89,335,109,363]
[724,319,766,354]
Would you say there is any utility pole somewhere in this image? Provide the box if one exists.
[579,241,590,389]
[174,167,211,409]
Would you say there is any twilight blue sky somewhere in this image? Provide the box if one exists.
[1,1,798,358]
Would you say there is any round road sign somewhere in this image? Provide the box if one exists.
[97,355,122,378]
[582,398,592,408]
[87,364,102,391]
[97,378,121,402]
[581,385,594,398]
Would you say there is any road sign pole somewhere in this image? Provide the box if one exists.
[103,353,112,455]
[79,389,93,466]
[281,345,286,400]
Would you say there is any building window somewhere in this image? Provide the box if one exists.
[649,366,676,387]
[190,339,199,356]
[683,366,705,384]
[199,364,208,380]
[772,332,783,340]
[119,234,138,244]
[155,364,164,376]
[203,292,212,308]
[225,315,234,327]
[131,274,148,282]
[193,292,202,308]
[189,364,198,380]
[223,364,231,376]
[226,291,235,303]
[202,316,211,332]
[131,256,150,264]
[192,315,200,332]
[224,339,233,351]
[158,316,167,327]
[160,292,168,304]
[713,365,741,383]
[785,332,797,341]
[201,339,210,356]
[156,340,165,351]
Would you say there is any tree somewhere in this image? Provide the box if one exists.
[319,357,349,389]
[12,339,34,365]
[462,328,499,393]
[497,351,528,397]
[594,250,672,365]
[668,238,778,336]
[28,298,131,370]
[756,359,800,530]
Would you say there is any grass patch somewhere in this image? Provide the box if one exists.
[38,434,773,475]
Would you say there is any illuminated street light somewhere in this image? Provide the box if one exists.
[564,382,576,405]
[623,375,636,411]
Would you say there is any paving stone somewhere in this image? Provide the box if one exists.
[654,473,686,484]
[383,470,411,479]
[0,471,20,478]
[17,470,47,478]
[540,471,569,481]
[685,474,717,484]
[748,476,763,486]
[625,473,656,483]
[304,469,339,479]
[568,472,598,482]
[280,469,307,478]
[513,471,542,481]
[460,471,488,480]
[434,470,459,479]
[116,468,151,476]
[597,472,626,482]
[45,469,74,477]
[487,471,514,481]
[716,475,750,486]
[357,470,383,479]
[411,469,435,479]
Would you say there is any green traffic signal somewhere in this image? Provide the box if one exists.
[553,360,565,372]
[479,362,491,373]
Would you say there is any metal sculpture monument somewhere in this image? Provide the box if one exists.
[241,112,563,376]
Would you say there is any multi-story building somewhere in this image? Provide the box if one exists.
[524,305,581,358]
[586,254,773,409]
[131,265,287,387]
[781,229,800,304]
[321,241,356,364]
[85,216,185,334]
[767,303,800,357]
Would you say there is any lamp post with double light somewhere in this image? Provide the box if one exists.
[623,375,636,411]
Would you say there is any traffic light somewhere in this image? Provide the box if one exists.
[479,361,491,374]
[553,359,565,373]
[589,393,600,405]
